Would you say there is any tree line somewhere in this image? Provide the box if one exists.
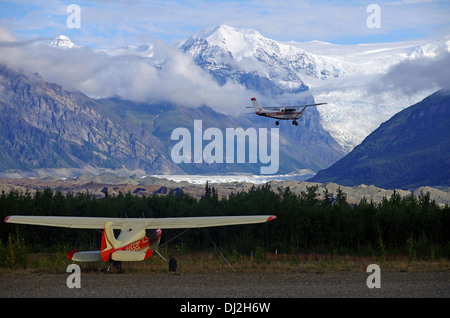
[1,183,449,260]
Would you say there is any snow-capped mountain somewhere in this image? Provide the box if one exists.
[177,26,450,152]
[102,43,169,68]
[177,25,345,95]
[292,38,450,151]
[50,35,75,49]
[49,27,449,153]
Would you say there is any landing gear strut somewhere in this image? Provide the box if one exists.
[155,249,178,272]
[105,260,122,273]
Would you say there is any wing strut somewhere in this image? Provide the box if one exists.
[154,250,169,263]
[203,229,236,273]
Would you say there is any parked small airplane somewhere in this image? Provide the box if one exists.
[249,97,327,126]
[4,214,276,268]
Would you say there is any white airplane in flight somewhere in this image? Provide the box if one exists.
[4,214,276,267]
[249,97,327,126]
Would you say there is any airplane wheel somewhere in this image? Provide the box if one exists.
[293,121,298,126]
[169,257,177,272]
[275,121,279,126]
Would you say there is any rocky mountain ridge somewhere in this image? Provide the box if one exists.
[1,26,449,186]
[0,64,180,173]
[0,64,343,176]
[1,175,448,206]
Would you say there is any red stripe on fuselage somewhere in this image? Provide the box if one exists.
[114,229,162,253]
[122,236,149,252]
[101,229,162,261]
[266,112,301,116]
[257,111,302,119]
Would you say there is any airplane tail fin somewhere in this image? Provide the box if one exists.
[101,222,118,261]
[251,97,263,113]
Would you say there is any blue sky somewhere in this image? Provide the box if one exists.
[1,0,449,48]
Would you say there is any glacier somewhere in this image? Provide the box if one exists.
[149,172,314,185]
[48,28,450,154]
[293,38,450,152]
[174,26,450,152]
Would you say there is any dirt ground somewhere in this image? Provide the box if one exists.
[1,271,449,298]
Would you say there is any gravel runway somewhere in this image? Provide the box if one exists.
[1,271,449,298]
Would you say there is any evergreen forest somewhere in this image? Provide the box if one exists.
[1,183,449,264]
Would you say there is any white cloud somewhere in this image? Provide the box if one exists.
[0,27,254,113]
[371,51,450,96]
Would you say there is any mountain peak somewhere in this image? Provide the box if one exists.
[186,24,271,57]
[192,25,261,40]
[179,24,343,95]
[50,35,75,49]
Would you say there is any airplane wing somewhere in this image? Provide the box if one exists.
[245,106,283,110]
[246,103,327,110]
[269,103,328,109]
[4,215,276,230]
[291,102,327,107]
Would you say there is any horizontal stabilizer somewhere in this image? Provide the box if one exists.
[68,250,102,262]
[67,249,153,262]
[112,250,152,262]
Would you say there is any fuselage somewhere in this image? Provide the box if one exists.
[120,228,162,253]
[256,109,303,120]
